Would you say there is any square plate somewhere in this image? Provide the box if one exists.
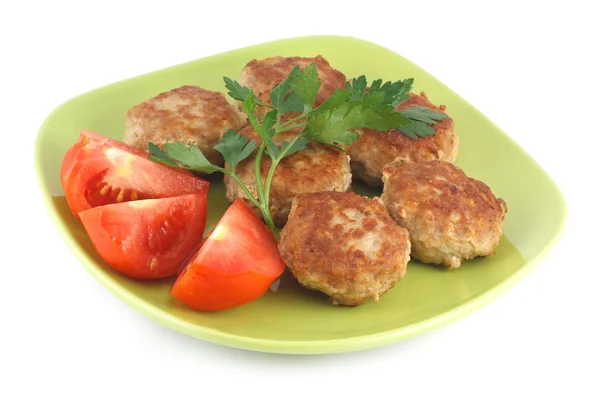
[34,35,567,354]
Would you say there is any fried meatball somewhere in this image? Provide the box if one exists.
[224,126,351,227]
[239,55,346,118]
[346,92,459,187]
[279,192,411,306]
[381,160,507,269]
[124,85,247,166]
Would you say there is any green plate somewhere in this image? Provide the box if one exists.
[34,35,567,354]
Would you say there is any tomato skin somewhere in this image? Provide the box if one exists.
[78,193,208,280]
[60,138,84,190]
[170,199,285,311]
[61,131,209,217]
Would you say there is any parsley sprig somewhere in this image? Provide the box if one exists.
[149,63,447,230]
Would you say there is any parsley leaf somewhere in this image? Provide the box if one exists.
[270,62,323,114]
[149,130,258,174]
[361,90,386,108]
[378,78,413,107]
[263,127,280,160]
[243,91,260,126]
[399,121,436,139]
[399,106,448,124]
[148,142,180,168]
[397,105,447,139]
[363,104,412,131]
[244,95,279,159]
[262,109,278,133]
[269,66,303,113]
[214,129,257,170]
[303,103,362,145]
[289,62,321,112]
[162,142,222,173]
[309,88,350,115]
[223,77,251,101]
[279,138,309,158]
[280,92,304,113]
[345,76,413,109]
[369,79,383,92]
[303,101,413,145]
[346,76,368,101]
[224,77,268,106]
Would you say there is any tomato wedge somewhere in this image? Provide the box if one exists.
[61,131,209,216]
[78,193,208,279]
[170,199,285,311]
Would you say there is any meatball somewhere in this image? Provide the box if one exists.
[279,191,411,306]
[381,160,507,269]
[124,85,247,166]
[346,92,459,187]
[224,126,351,227]
[239,55,346,118]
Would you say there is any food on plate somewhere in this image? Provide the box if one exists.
[124,85,247,166]
[170,199,286,311]
[381,160,507,269]
[151,63,433,231]
[59,55,507,312]
[238,55,346,118]
[61,130,209,216]
[347,92,459,187]
[223,125,352,227]
[278,192,411,306]
[79,193,208,279]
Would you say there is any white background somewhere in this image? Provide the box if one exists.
[2,1,599,399]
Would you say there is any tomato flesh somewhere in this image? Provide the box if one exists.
[78,193,208,279]
[61,131,209,216]
[170,199,286,311]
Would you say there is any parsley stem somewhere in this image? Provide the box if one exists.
[277,122,306,133]
[262,135,301,220]
[222,170,262,212]
[253,142,276,230]
[276,114,307,132]
[254,141,267,205]
[260,203,275,231]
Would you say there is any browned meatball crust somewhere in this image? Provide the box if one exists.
[239,55,346,118]
[224,126,352,227]
[381,160,507,269]
[279,192,411,306]
[124,85,247,166]
[347,92,459,187]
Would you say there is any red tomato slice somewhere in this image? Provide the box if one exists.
[78,193,208,279]
[61,131,209,216]
[170,199,285,311]
[60,137,84,190]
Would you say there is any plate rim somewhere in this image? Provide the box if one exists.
[34,34,568,354]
